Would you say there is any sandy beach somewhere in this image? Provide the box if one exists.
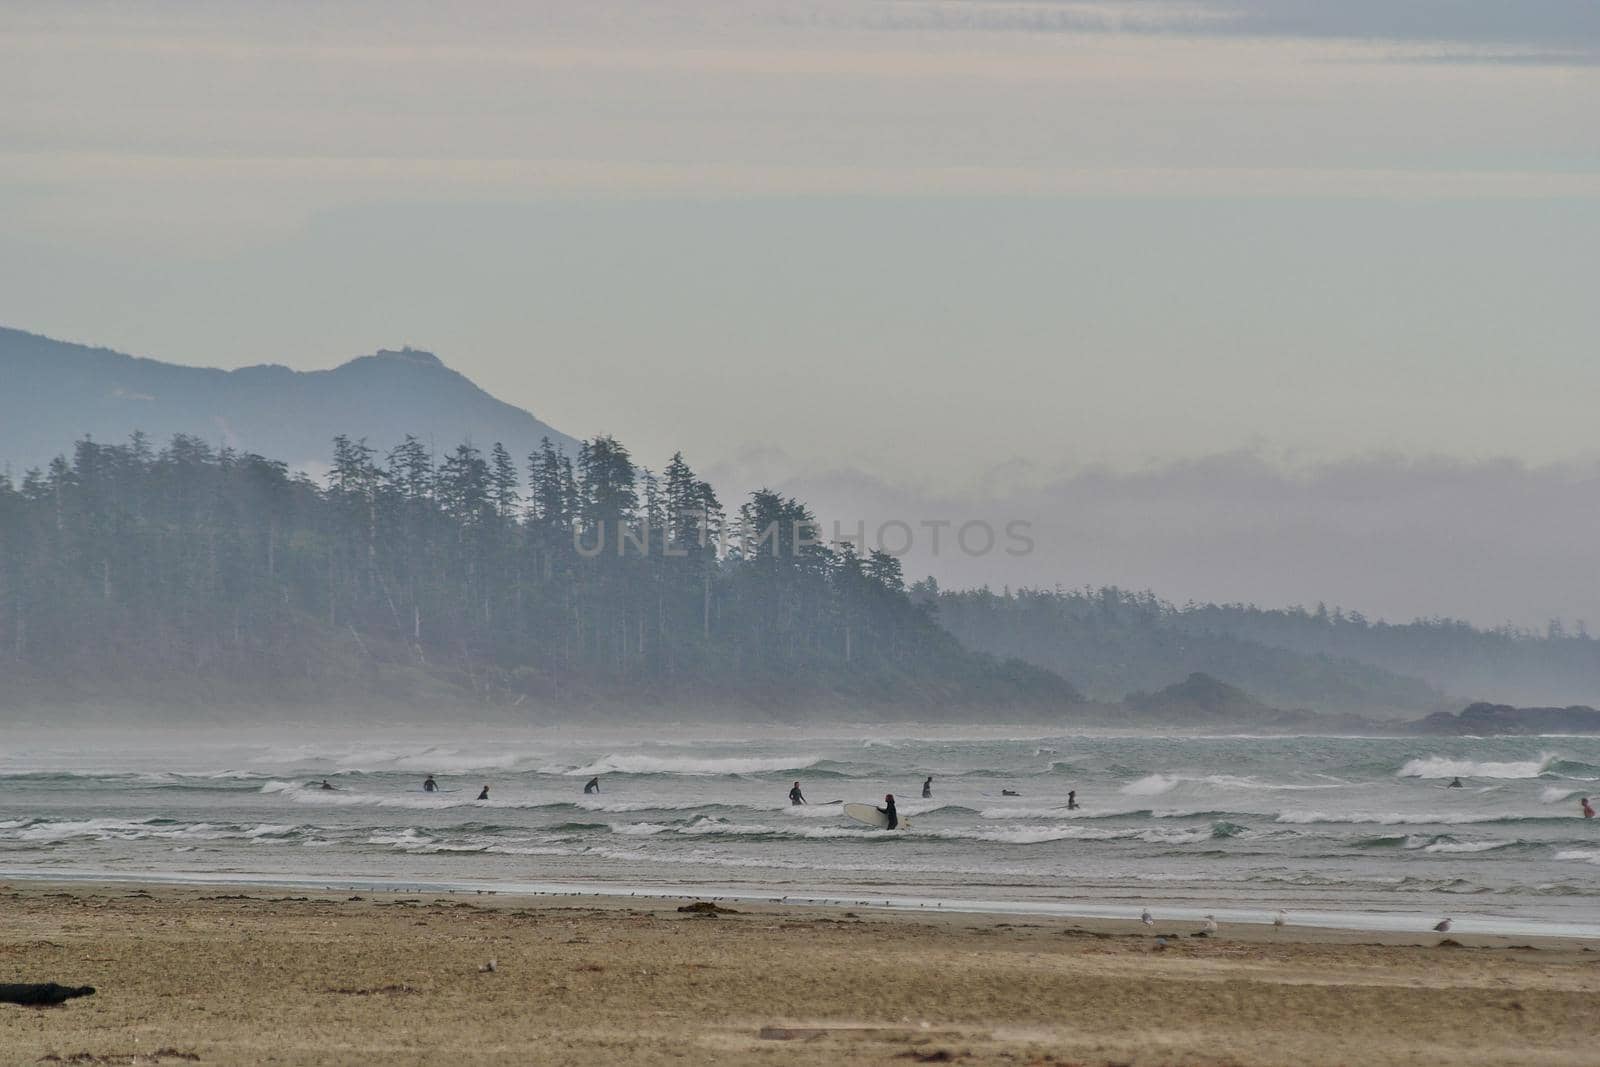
[0,883,1595,1066]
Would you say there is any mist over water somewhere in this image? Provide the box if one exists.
[3,727,1598,935]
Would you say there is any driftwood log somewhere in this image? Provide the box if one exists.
[0,983,96,1006]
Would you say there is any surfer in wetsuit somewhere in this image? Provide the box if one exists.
[1001,789,1020,797]
[922,777,932,799]
[877,793,898,830]
[477,785,490,801]
[584,777,600,795]
[1447,777,1463,788]
[1583,797,1595,819]
[789,781,806,805]
[1067,790,1078,810]
[423,775,438,793]
[316,779,336,791]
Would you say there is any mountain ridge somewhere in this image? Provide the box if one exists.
[0,326,577,474]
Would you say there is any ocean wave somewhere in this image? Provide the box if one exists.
[265,786,548,811]
[0,817,309,846]
[1352,833,1410,848]
[1120,773,1340,797]
[1548,759,1600,779]
[980,805,1126,820]
[1399,834,1517,854]
[1397,754,1557,780]
[566,754,822,777]
[576,798,734,813]
[1122,774,1181,796]
[1423,839,1516,854]
[595,815,1240,847]
[1555,849,1600,866]
[1275,810,1564,827]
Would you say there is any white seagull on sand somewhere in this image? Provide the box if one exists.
[1273,910,1287,932]
[1141,908,1154,926]
[1433,917,1452,933]
[1200,914,1218,936]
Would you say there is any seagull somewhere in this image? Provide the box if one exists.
[1433,917,1452,933]
[1140,908,1154,926]
[1200,914,1218,936]
[1273,910,1287,932]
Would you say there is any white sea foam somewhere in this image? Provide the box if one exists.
[1541,787,1579,804]
[366,828,437,850]
[1423,840,1514,854]
[1120,773,1337,797]
[1398,754,1557,780]
[577,798,734,813]
[1122,774,1179,796]
[1555,849,1600,865]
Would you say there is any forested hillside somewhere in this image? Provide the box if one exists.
[0,433,1073,717]
[929,586,1600,714]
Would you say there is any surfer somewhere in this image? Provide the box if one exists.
[1001,789,1021,797]
[922,776,932,799]
[877,793,899,830]
[1583,797,1595,819]
[477,785,490,801]
[1447,777,1463,788]
[423,775,438,793]
[584,777,600,795]
[789,781,807,805]
[1067,790,1079,810]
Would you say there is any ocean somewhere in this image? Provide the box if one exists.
[3,726,1597,936]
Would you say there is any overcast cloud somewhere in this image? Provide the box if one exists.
[2,2,1594,625]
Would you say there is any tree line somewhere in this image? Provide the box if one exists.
[929,584,1600,712]
[0,433,1071,712]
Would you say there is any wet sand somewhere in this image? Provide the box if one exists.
[1,881,1597,1066]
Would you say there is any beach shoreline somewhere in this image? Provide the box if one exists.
[2,880,1597,1065]
[3,867,1596,941]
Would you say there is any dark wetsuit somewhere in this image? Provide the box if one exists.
[423,777,437,793]
[878,797,899,830]
[922,778,932,799]
[477,787,490,800]
[789,785,806,805]
[584,777,600,795]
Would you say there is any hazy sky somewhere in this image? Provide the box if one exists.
[4,2,1597,624]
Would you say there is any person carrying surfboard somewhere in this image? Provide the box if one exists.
[877,793,898,830]
[789,781,806,805]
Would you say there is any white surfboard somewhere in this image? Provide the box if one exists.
[843,803,911,830]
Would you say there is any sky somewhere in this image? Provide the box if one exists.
[3,1,1597,626]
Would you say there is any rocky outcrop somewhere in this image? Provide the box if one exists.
[1410,701,1600,735]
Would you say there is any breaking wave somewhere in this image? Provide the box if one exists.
[1397,754,1557,780]
[566,754,822,777]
